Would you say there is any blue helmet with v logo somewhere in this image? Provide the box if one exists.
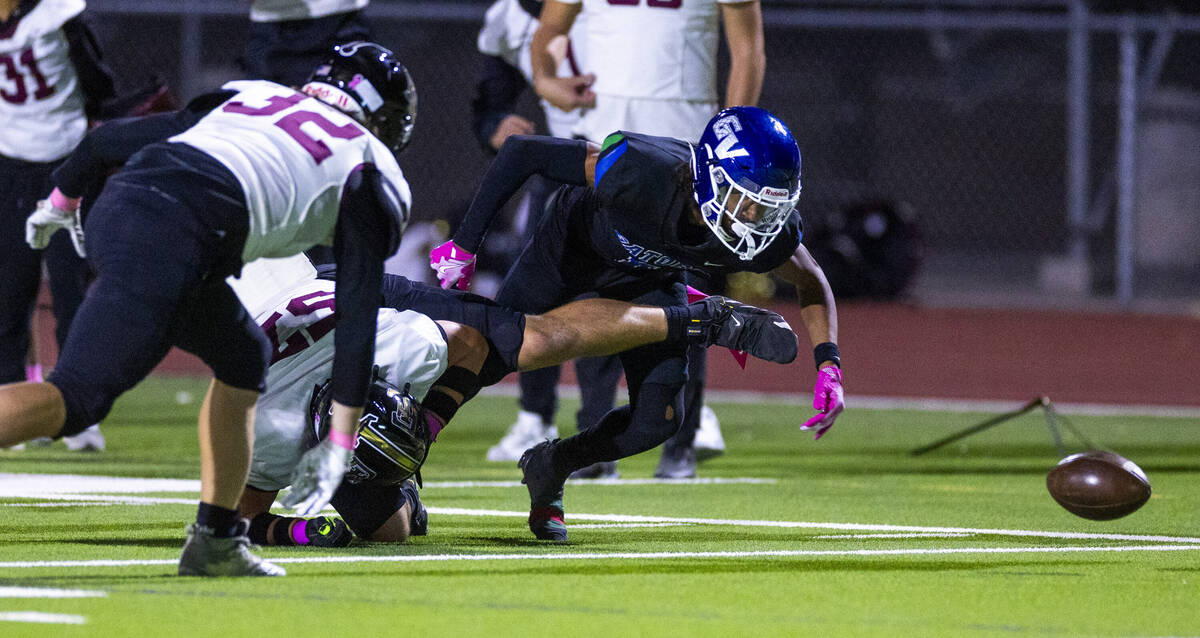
[692,106,801,261]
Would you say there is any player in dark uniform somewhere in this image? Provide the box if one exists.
[0,42,416,576]
[430,106,845,541]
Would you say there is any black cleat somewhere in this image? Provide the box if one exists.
[305,516,353,548]
[687,296,799,364]
[518,440,568,541]
[569,461,619,480]
[400,478,428,536]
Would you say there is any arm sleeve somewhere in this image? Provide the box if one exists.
[61,17,115,121]
[52,90,235,197]
[329,166,405,407]
[452,135,589,252]
[470,55,529,153]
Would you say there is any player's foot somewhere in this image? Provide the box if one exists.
[401,478,428,536]
[305,516,353,548]
[519,440,567,541]
[487,410,557,461]
[2,443,26,451]
[569,461,619,480]
[178,521,285,577]
[694,405,725,462]
[655,439,697,479]
[687,296,798,364]
[63,425,105,452]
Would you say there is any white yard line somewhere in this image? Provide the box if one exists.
[0,612,87,624]
[1,544,1199,571]
[0,587,106,598]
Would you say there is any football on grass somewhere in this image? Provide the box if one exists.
[1046,451,1151,520]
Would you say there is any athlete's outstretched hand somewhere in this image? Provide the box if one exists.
[26,189,85,257]
[282,438,353,516]
[800,366,844,441]
[429,240,476,291]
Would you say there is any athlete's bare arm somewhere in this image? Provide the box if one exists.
[720,1,766,108]
[530,0,594,111]
[772,243,838,364]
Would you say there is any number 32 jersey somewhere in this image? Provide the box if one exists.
[170,80,412,263]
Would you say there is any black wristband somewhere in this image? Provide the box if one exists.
[813,342,841,370]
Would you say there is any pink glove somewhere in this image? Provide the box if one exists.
[800,366,844,440]
[429,240,476,290]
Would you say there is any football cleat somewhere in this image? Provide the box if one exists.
[487,410,557,462]
[687,296,798,364]
[178,521,285,577]
[63,425,105,452]
[654,440,697,480]
[518,440,568,541]
[694,405,725,461]
[569,461,619,480]
[305,516,353,548]
[401,478,428,536]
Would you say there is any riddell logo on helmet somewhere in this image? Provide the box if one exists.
[762,187,789,197]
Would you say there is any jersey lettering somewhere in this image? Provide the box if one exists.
[222,91,365,164]
[606,0,682,7]
[260,289,338,363]
[0,48,55,104]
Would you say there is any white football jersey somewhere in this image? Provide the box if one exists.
[477,0,587,139]
[559,0,738,102]
[231,256,448,491]
[0,0,87,162]
[249,0,368,23]
[171,80,411,263]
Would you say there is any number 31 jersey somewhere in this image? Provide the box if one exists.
[170,79,412,263]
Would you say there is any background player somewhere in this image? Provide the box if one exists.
[3,41,416,576]
[242,0,371,86]
[227,252,794,546]
[2,0,113,452]
[485,0,768,479]
[430,106,844,542]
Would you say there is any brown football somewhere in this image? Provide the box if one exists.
[1046,450,1151,520]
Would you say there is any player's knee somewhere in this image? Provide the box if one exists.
[519,315,577,368]
[50,376,114,437]
[440,321,489,370]
[366,509,412,543]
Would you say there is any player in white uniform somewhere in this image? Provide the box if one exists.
[1,0,113,452]
[5,42,416,577]
[225,250,795,548]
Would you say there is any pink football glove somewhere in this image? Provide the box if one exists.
[429,240,476,290]
[800,366,844,440]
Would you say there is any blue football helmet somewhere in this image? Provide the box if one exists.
[692,106,802,261]
[304,41,417,155]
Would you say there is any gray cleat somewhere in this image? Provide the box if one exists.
[178,521,286,577]
[569,461,619,480]
[654,441,697,479]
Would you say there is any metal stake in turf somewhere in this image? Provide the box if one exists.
[909,396,1098,456]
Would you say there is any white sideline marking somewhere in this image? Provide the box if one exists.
[2,545,1200,571]
[0,474,772,496]
[570,523,693,529]
[0,587,106,598]
[425,507,1200,545]
[814,533,973,539]
[0,612,86,624]
[430,477,776,488]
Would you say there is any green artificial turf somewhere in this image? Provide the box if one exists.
[1,377,1198,637]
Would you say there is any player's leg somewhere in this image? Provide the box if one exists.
[0,156,50,387]
[421,320,490,439]
[656,343,706,479]
[330,477,426,543]
[43,231,107,451]
[569,354,622,479]
[240,486,353,548]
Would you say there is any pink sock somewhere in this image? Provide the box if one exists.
[289,519,310,545]
[25,364,43,383]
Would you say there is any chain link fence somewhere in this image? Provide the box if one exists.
[85,0,1200,310]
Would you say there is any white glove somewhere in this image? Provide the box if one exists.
[26,197,86,257]
[281,438,354,516]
